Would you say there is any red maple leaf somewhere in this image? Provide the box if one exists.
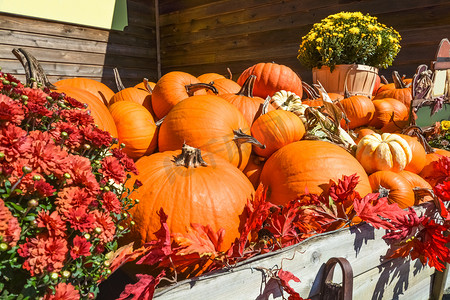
[427,156,450,185]
[137,208,173,266]
[106,242,148,275]
[435,180,450,201]
[353,193,408,230]
[117,270,165,300]
[382,208,423,242]
[277,269,309,300]
[172,223,225,256]
[328,173,360,203]
[264,201,303,248]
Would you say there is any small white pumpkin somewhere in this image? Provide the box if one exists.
[356,133,412,174]
[270,90,309,123]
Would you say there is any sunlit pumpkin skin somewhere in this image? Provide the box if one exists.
[109,87,153,113]
[260,140,372,206]
[397,170,433,205]
[369,99,396,128]
[356,133,412,174]
[197,72,226,83]
[243,154,265,189]
[220,75,275,125]
[109,101,157,159]
[353,127,376,144]
[54,85,118,138]
[209,78,241,95]
[373,83,412,108]
[54,78,115,106]
[397,134,426,174]
[251,110,305,158]
[151,71,208,119]
[237,62,303,99]
[124,145,255,249]
[134,80,156,91]
[158,95,254,170]
[338,95,375,129]
[368,170,415,209]
[419,148,450,186]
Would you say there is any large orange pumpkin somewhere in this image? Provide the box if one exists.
[237,62,303,99]
[338,94,375,129]
[109,101,157,159]
[54,78,115,106]
[220,75,275,125]
[124,144,255,249]
[151,71,212,120]
[54,85,118,138]
[260,140,372,206]
[109,87,152,113]
[158,95,261,170]
[373,72,412,108]
[368,170,415,209]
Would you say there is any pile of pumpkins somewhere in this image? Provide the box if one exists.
[51,62,450,250]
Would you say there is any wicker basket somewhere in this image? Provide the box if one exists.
[312,64,379,98]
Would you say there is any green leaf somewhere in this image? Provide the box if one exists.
[6,202,25,213]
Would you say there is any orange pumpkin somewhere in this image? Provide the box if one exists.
[208,78,241,95]
[197,72,226,84]
[151,71,212,120]
[124,144,254,249]
[260,140,372,206]
[54,78,115,106]
[353,127,376,144]
[369,170,415,209]
[337,94,375,129]
[243,154,265,189]
[158,95,261,170]
[54,85,118,138]
[397,170,433,205]
[109,87,153,113]
[374,72,412,108]
[251,109,305,158]
[109,101,157,159]
[134,79,156,92]
[237,62,303,99]
[220,75,275,125]
[397,134,426,174]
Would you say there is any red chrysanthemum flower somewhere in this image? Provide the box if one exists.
[49,121,83,150]
[70,235,92,260]
[63,95,86,109]
[34,179,56,198]
[18,87,48,106]
[0,123,31,161]
[101,191,122,214]
[67,207,96,232]
[26,101,53,118]
[111,148,127,160]
[63,155,100,194]
[43,282,80,300]
[59,109,94,127]
[82,125,113,148]
[92,211,116,244]
[18,235,68,276]
[55,186,95,218]
[0,199,21,247]
[122,155,139,175]
[0,94,26,125]
[99,156,127,184]
[36,210,67,238]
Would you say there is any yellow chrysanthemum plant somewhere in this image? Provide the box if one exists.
[297,11,402,71]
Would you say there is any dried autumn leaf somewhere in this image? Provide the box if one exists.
[172,223,225,257]
[137,208,173,266]
[117,270,165,300]
[353,193,408,230]
[106,242,148,274]
[277,269,308,300]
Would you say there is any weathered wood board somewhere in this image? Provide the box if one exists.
[153,222,447,300]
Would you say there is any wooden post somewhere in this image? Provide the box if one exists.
[431,264,449,300]
[154,0,161,79]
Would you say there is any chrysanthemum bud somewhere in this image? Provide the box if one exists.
[105,269,112,275]
[134,199,140,204]
[11,82,17,87]
[122,212,128,218]
[46,96,52,101]
[94,227,102,234]
[64,173,71,179]
[61,270,71,278]
[130,220,135,226]
[83,144,91,150]
[61,131,68,138]
[21,95,29,101]
[30,78,36,82]
[22,166,32,174]
[120,143,126,148]
[104,261,111,267]
[84,233,91,240]
[117,225,124,231]
[50,272,59,280]
[2,80,10,85]
[27,199,39,208]
[0,243,8,251]
[103,186,110,192]
[0,152,4,160]
[32,174,41,181]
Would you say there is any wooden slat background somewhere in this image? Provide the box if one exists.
[159,0,450,83]
[0,0,158,91]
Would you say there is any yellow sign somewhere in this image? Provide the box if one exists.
[0,0,128,30]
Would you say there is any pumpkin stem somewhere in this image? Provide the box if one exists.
[380,75,389,85]
[113,67,126,92]
[185,82,218,96]
[392,71,407,89]
[174,144,208,168]
[302,81,321,99]
[237,75,256,97]
[227,67,233,80]
[12,48,56,89]
[155,116,165,127]
[377,186,390,199]
[233,128,265,149]
[143,78,153,93]
[412,187,440,208]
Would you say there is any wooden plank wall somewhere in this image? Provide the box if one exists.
[0,0,157,91]
[158,0,450,84]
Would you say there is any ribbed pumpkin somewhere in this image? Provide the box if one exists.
[158,95,261,170]
[243,154,265,189]
[338,94,375,129]
[397,134,426,174]
[124,144,255,249]
[260,140,372,206]
[151,71,211,120]
[109,87,152,113]
[369,170,415,209]
[369,98,408,129]
[54,85,118,138]
[251,109,305,158]
[109,101,157,159]
[220,75,275,125]
[373,72,412,108]
[237,62,303,99]
[54,78,115,106]
[356,133,412,174]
